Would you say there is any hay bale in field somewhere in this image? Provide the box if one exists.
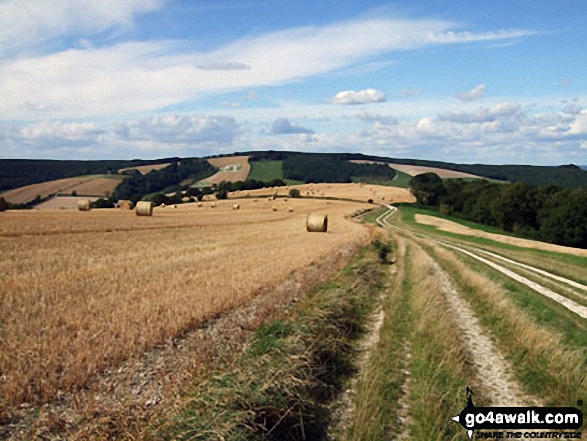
[118,200,133,210]
[253,199,258,203]
[136,201,153,216]
[283,198,288,202]
[288,206,294,212]
[233,204,240,210]
[173,204,178,209]
[197,202,203,207]
[160,203,166,208]
[78,199,91,211]
[306,213,328,232]
[272,205,278,212]
[182,197,190,202]
[0,196,7,212]
[211,202,216,208]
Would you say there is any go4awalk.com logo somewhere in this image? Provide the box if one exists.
[452,388,584,439]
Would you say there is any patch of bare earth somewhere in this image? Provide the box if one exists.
[1,243,363,440]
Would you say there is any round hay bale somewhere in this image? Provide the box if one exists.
[288,206,294,212]
[272,206,278,212]
[306,213,328,233]
[283,198,288,202]
[78,199,91,211]
[160,203,166,208]
[253,199,258,203]
[118,200,133,210]
[0,196,7,212]
[197,202,203,207]
[233,204,240,210]
[211,202,216,208]
[136,201,153,216]
[173,204,178,209]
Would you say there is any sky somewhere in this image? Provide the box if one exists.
[0,0,586,165]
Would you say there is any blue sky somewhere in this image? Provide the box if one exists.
[0,0,586,165]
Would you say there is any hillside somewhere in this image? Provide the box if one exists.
[0,158,178,193]
[2,175,123,204]
[4,152,587,207]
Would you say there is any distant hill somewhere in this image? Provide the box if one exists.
[3,153,587,204]
[236,151,587,189]
[0,158,179,193]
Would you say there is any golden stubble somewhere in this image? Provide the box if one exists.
[0,199,372,412]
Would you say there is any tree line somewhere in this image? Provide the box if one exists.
[410,173,587,248]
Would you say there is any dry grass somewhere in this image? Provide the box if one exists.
[415,214,587,257]
[199,156,251,185]
[117,163,170,174]
[2,175,123,204]
[0,199,371,415]
[230,182,416,204]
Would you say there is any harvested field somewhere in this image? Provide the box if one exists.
[387,163,482,179]
[229,182,415,204]
[117,163,170,174]
[199,156,250,185]
[0,199,372,418]
[415,213,587,257]
[349,160,482,179]
[33,196,102,210]
[2,175,123,204]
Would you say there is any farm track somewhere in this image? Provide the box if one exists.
[380,205,587,320]
[414,241,534,406]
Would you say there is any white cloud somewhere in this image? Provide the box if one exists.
[330,89,387,105]
[17,121,104,146]
[0,17,535,119]
[270,118,314,135]
[0,0,163,54]
[136,115,240,144]
[456,84,486,101]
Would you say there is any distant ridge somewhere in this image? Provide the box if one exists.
[2,153,587,194]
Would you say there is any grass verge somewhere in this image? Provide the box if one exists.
[165,240,389,440]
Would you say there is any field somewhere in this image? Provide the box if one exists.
[248,160,283,181]
[198,156,251,185]
[230,182,416,204]
[33,196,102,210]
[0,198,372,432]
[1,175,123,204]
[387,162,482,179]
[350,159,483,180]
[117,163,171,175]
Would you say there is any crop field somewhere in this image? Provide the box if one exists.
[0,198,372,425]
[230,182,416,204]
[34,195,102,210]
[117,163,171,174]
[199,156,251,185]
[1,175,124,204]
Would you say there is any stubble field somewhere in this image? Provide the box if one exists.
[0,198,372,417]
